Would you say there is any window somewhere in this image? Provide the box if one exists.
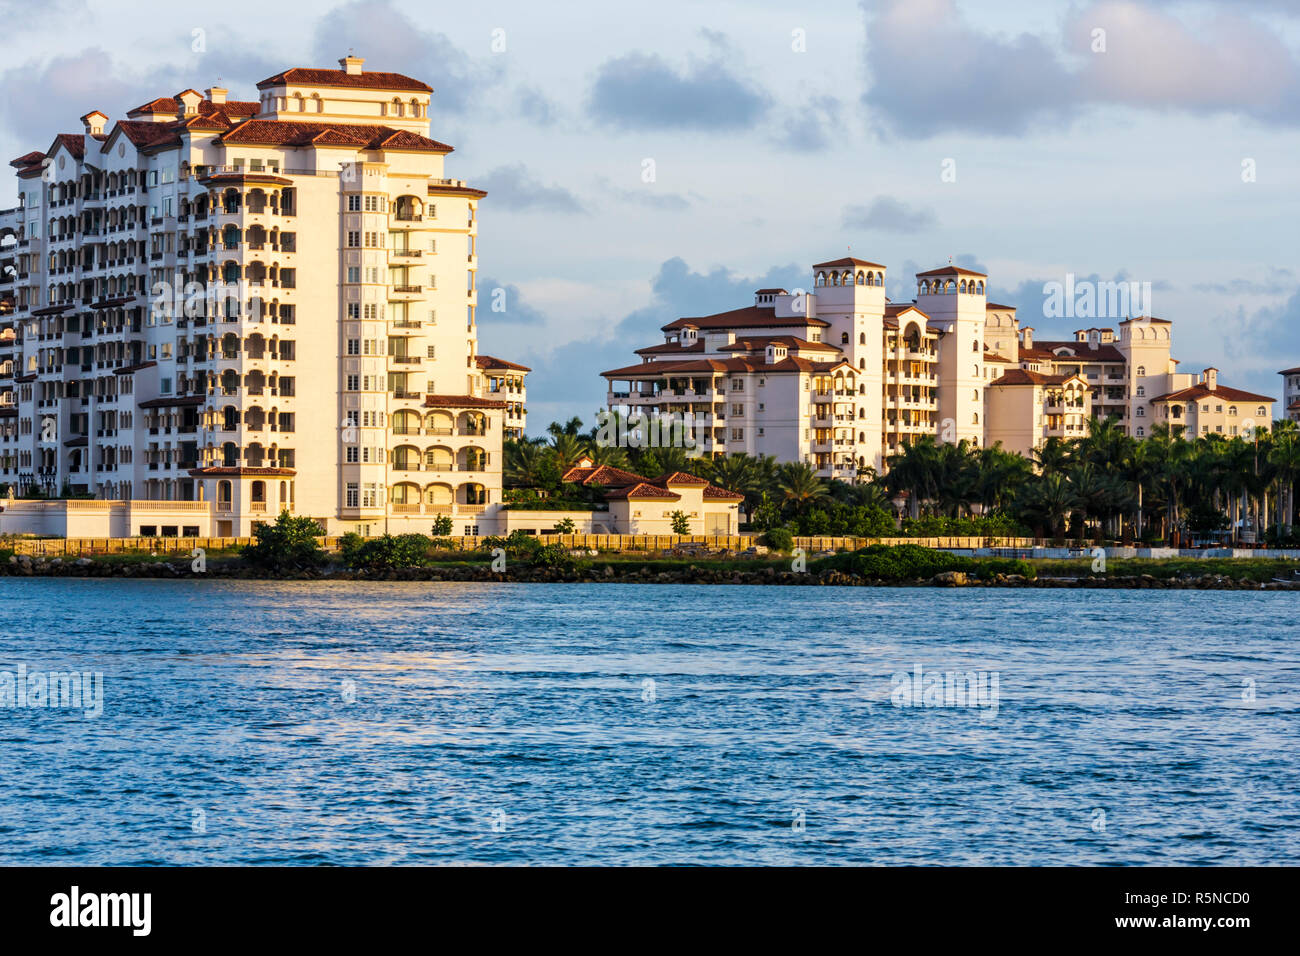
[1136,366,1145,376]
[1136,386,1145,397]
[346,231,360,248]
[1258,406,1267,417]
[347,267,360,284]
[1136,407,1144,417]
[346,482,359,508]
[347,195,361,211]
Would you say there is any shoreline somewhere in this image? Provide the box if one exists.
[5,555,1299,590]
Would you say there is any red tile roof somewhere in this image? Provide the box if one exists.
[217,119,452,152]
[110,120,184,152]
[1119,316,1171,325]
[986,302,1017,310]
[474,354,531,372]
[663,304,829,332]
[654,471,709,485]
[51,133,85,159]
[9,150,45,168]
[916,265,986,278]
[718,335,839,353]
[990,369,1081,387]
[601,355,853,377]
[1279,367,1300,376]
[702,485,745,501]
[812,256,887,270]
[562,464,648,487]
[1029,340,1125,363]
[256,67,432,93]
[634,340,705,356]
[604,482,681,500]
[422,394,506,409]
[1148,383,1275,404]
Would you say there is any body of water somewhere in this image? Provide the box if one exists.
[1,579,1296,865]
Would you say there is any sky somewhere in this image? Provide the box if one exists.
[3,0,1299,432]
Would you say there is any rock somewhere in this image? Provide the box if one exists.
[933,570,968,586]
[75,557,93,568]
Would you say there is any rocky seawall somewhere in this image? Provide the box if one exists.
[4,554,1299,590]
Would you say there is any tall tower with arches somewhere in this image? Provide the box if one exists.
[916,266,987,446]
[811,257,887,471]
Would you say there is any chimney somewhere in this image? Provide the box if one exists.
[339,54,365,75]
[1204,367,1218,391]
[205,86,228,105]
[1020,327,1033,349]
[80,111,108,136]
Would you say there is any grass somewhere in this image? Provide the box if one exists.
[1033,557,1300,583]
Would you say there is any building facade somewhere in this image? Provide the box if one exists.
[603,255,1278,476]
[0,56,526,537]
[1281,366,1300,424]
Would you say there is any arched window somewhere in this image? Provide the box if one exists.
[1229,406,1238,416]
[855,271,865,285]
[217,480,232,505]
[960,280,967,293]
[1136,365,1145,376]
[972,412,979,424]
[977,281,985,294]
[972,364,979,377]
[1137,386,1145,397]
[841,332,849,345]
[859,332,866,345]
[1257,406,1266,417]
[972,389,978,401]
[1136,407,1144,417]
[972,339,980,351]
[1136,426,1145,437]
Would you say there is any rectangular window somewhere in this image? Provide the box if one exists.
[347,267,361,284]
[347,231,360,248]
[346,482,359,508]
[347,196,361,211]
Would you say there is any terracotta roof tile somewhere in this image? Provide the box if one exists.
[217,119,452,152]
[256,67,431,93]
[663,304,829,332]
[474,354,531,372]
[1149,383,1275,404]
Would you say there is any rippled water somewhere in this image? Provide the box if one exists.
[0,579,1297,865]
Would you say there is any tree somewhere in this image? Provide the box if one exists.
[430,514,453,537]
[776,462,828,514]
[242,511,326,570]
[669,510,690,535]
[553,517,576,534]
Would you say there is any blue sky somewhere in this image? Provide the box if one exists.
[4,0,1298,432]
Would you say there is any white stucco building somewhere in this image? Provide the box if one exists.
[0,55,527,537]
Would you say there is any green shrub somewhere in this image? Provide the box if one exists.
[242,511,326,571]
[553,517,576,534]
[339,533,434,570]
[430,514,454,537]
[669,510,690,535]
[813,544,1036,581]
[762,526,794,552]
[531,542,577,569]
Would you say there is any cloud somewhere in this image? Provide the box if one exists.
[779,95,843,152]
[310,0,498,113]
[474,164,586,213]
[842,196,937,234]
[482,257,806,434]
[475,278,550,325]
[587,50,771,131]
[862,0,1075,138]
[516,85,559,126]
[1193,268,1296,296]
[595,176,692,211]
[861,0,1300,138]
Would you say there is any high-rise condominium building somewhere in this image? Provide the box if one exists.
[0,56,527,538]
[602,256,1275,475]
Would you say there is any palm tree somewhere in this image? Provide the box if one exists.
[549,432,586,470]
[1031,436,1073,475]
[775,462,828,514]
[503,440,555,488]
[1016,472,1081,540]
[547,416,584,439]
[1269,433,1300,537]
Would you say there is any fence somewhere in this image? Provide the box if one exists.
[5,534,1297,561]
